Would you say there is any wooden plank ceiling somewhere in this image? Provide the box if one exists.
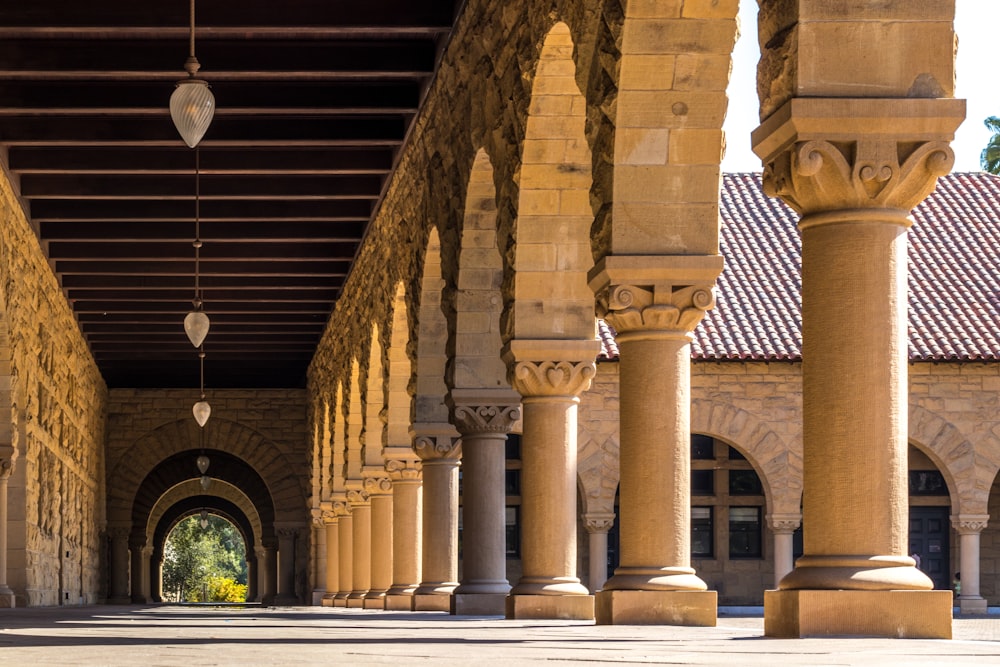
[0,1,458,388]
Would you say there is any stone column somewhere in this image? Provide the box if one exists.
[385,459,422,611]
[107,526,131,604]
[412,424,460,612]
[334,509,353,607]
[952,514,989,615]
[246,550,257,602]
[364,476,393,609]
[255,544,276,605]
[0,447,16,608]
[589,261,721,626]
[151,548,163,603]
[768,514,801,589]
[450,390,520,615]
[321,504,340,607]
[347,488,371,608]
[753,98,963,638]
[129,535,148,603]
[310,509,326,606]
[274,527,299,605]
[504,340,599,621]
[584,513,615,593]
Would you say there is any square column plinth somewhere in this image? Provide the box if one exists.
[596,590,717,626]
[452,593,506,616]
[384,594,415,611]
[362,596,385,610]
[765,590,953,638]
[959,597,988,615]
[506,594,594,620]
[413,594,452,612]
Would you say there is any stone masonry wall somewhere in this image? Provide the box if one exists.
[0,169,108,606]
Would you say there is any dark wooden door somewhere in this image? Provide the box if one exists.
[909,506,950,590]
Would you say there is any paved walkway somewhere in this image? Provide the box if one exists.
[0,605,998,666]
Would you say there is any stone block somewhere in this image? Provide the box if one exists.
[505,594,594,620]
[413,594,452,612]
[764,589,953,638]
[362,596,384,610]
[384,594,414,611]
[959,597,988,615]
[346,598,365,608]
[332,598,347,608]
[595,590,717,626]
[451,592,506,616]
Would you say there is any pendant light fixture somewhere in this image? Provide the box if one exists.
[200,509,209,530]
[184,148,211,348]
[193,347,211,427]
[170,0,215,148]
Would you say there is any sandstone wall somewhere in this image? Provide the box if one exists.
[0,169,108,606]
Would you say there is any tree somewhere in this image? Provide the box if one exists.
[161,514,248,602]
[981,116,1000,174]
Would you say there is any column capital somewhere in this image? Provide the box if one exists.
[588,255,723,339]
[752,98,965,217]
[321,509,339,524]
[767,513,803,534]
[385,458,422,481]
[951,514,989,535]
[504,339,599,398]
[0,444,15,480]
[330,499,350,517]
[311,507,325,528]
[346,488,370,506]
[584,512,616,534]
[363,475,392,496]
[412,422,461,462]
[450,388,521,436]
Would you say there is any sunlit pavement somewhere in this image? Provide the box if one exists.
[0,605,997,666]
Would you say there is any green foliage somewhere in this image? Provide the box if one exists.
[162,514,248,603]
[980,116,1000,174]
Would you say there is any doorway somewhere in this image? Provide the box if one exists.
[909,506,950,590]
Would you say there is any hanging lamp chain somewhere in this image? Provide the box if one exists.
[199,346,206,399]
[193,146,203,308]
[184,0,201,77]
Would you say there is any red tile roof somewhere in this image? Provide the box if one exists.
[599,172,1000,362]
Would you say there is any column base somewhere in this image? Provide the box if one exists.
[332,596,348,608]
[0,590,14,608]
[311,590,325,606]
[107,597,130,605]
[362,595,385,610]
[451,592,506,616]
[346,597,365,608]
[505,594,594,620]
[385,594,414,611]
[595,590,717,626]
[273,594,299,606]
[413,593,452,612]
[959,596,988,615]
[764,589,953,638]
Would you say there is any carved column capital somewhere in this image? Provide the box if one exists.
[584,512,616,534]
[951,514,989,535]
[363,475,392,496]
[509,360,595,398]
[752,98,965,218]
[385,458,422,481]
[275,526,301,541]
[330,500,350,517]
[321,509,339,524]
[107,525,131,541]
[346,488,370,506]
[452,404,521,435]
[412,423,461,462]
[310,508,325,529]
[767,513,802,534]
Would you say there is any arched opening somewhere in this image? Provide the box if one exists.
[983,471,1000,604]
[907,442,955,592]
[160,505,250,603]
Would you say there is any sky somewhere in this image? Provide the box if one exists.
[720,0,998,173]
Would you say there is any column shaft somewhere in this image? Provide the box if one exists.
[386,477,421,601]
[960,531,980,598]
[773,531,795,589]
[455,431,509,595]
[129,539,147,603]
[367,492,393,607]
[413,456,460,610]
[348,501,371,606]
[588,530,608,593]
[0,472,12,604]
[323,519,338,605]
[335,515,353,606]
[276,531,297,603]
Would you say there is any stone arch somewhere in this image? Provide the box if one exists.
[909,404,991,515]
[106,418,306,528]
[386,283,412,448]
[452,149,508,391]
[344,359,364,483]
[509,22,595,343]
[329,382,347,495]
[691,400,801,517]
[147,479,263,549]
[577,431,619,517]
[414,227,450,424]
[363,324,387,470]
[588,0,737,258]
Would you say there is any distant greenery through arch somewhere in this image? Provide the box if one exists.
[162,514,248,603]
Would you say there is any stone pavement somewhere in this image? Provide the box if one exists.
[0,605,997,666]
